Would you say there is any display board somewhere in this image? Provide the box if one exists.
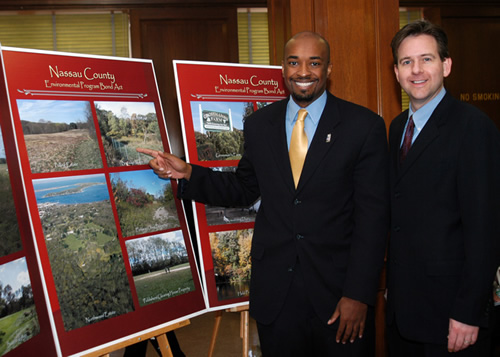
[0,47,206,357]
[173,60,287,310]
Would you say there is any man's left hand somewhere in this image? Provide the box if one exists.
[447,318,479,352]
[328,297,367,344]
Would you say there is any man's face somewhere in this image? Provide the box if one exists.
[282,35,332,108]
[394,34,452,111]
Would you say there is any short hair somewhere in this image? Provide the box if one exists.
[284,31,331,63]
[391,20,449,64]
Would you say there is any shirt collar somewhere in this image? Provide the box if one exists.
[409,87,446,131]
[286,90,327,125]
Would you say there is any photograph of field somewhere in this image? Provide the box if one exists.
[125,231,195,307]
[209,229,252,301]
[17,100,102,173]
[110,170,180,238]
[34,174,134,331]
[0,257,39,356]
[95,101,164,167]
[0,130,22,257]
[189,101,254,162]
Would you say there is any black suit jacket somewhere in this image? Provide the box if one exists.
[387,92,500,344]
[181,92,389,325]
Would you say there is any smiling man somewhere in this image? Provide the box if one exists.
[138,31,389,356]
[387,20,500,356]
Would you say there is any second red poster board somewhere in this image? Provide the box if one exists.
[173,60,288,310]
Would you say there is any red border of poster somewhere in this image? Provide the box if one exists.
[173,60,288,310]
[0,47,206,357]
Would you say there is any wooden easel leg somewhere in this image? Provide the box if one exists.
[240,310,249,357]
[208,310,223,357]
[156,333,173,357]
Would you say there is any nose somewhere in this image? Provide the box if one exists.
[298,62,311,76]
[412,61,423,74]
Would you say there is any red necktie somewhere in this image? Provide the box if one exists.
[400,115,414,164]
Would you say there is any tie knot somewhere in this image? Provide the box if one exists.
[297,109,308,122]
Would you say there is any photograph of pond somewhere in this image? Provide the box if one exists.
[33,174,134,331]
[110,170,180,238]
[189,101,254,162]
[95,101,164,167]
[0,257,39,356]
[17,100,102,173]
[209,229,253,301]
[0,129,22,257]
[125,231,196,307]
[204,167,259,226]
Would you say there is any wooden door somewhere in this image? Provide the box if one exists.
[130,7,239,156]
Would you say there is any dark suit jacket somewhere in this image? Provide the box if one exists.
[386,92,500,344]
[181,92,389,325]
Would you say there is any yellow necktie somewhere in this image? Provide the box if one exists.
[289,109,308,188]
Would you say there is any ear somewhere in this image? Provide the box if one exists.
[393,64,400,83]
[281,61,285,77]
[327,62,333,77]
[442,57,452,78]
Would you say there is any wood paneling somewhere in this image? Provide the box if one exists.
[130,7,239,156]
[437,7,500,130]
[270,0,401,126]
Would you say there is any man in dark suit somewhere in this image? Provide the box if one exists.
[139,31,389,356]
[386,20,500,356]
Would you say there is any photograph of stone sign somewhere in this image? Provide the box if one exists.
[33,174,134,331]
[125,231,196,307]
[209,228,253,301]
[0,129,22,257]
[110,169,180,238]
[95,101,164,167]
[0,257,39,357]
[189,101,254,161]
[17,100,102,173]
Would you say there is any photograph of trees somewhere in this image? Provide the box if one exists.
[95,101,164,167]
[0,258,39,356]
[189,101,254,162]
[0,130,22,257]
[209,229,252,301]
[17,100,102,173]
[125,231,195,307]
[34,174,134,331]
[110,170,180,238]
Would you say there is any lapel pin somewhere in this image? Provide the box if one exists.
[326,133,331,143]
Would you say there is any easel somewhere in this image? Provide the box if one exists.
[208,304,250,357]
[81,319,190,357]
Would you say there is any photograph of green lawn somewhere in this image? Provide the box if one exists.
[126,231,196,307]
[0,258,39,356]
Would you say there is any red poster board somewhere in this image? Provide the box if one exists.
[173,60,287,310]
[0,47,206,357]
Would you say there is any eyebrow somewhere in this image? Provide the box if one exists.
[286,55,323,60]
[399,53,436,62]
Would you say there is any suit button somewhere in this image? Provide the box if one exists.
[287,266,294,272]
[294,199,301,205]
[394,226,400,232]
[395,192,401,198]
[296,234,304,240]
